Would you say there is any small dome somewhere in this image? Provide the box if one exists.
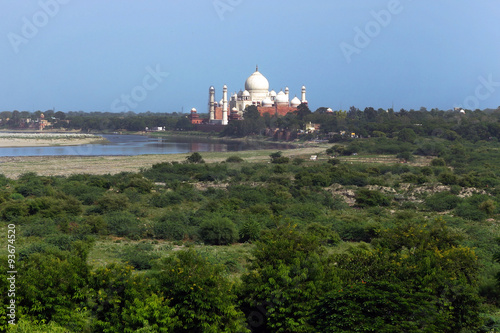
[191,108,197,112]
[275,91,289,104]
[219,99,223,105]
[302,85,306,90]
[269,90,277,97]
[290,96,301,107]
[326,108,333,113]
[242,90,250,97]
[232,107,238,112]
[262,98,273,107]
[245,69,270,92]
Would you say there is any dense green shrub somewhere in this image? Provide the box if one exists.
[154,211,192,241]
[153,250,249,332]
[425,192,462,211]
[117,174,153,193]
[105,211,141,237]
[431,158,446,166]
[120,242,159,270]
[455,203,488,221]
[355,189,391,207]
[226,155,244,163]
[239,218,262,242]
[186,152,205,163]
[305,222,341,245]
[95,192,130,213]
[149,191,182,207]
[0,200,29,221]
[59,180,106,205]
[240,223,327,332]
[199,217,238,245]
[438,171,459,185]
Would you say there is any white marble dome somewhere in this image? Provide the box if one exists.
[245,69,270,92]
[242,90,250,97]
[275,91,288,104]
[262,98,273,107]
[291,96,301,107]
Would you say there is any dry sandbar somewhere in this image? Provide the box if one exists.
[0,133,104,147]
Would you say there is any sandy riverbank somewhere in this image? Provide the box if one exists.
[0,133,105,147]
[0,138,104,147]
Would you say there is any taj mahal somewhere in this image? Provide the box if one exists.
[189,66,307,125]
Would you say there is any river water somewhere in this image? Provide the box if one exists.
[0,134,294,157]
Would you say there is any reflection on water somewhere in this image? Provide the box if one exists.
[0,134,294,157]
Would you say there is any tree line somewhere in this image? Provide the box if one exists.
[2,106,500,142]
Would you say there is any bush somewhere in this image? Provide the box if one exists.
[186,152,205,163]
[479,199,496,215]
[431,158,446,166]
[226,155,244,163]
[105,211,141,237]
[95,192,130,213]
[239,219,262,242]
[154,212,192,240]
[438,172,459,185]
[120,242,159,270]
[272,156,290,164]
[270,151,290,164]
[455,203,487,221]
[149,191,182,207]
[306,222,341,246]
[425,192,462,212]
[355,189,391,207]
[199,217,238,245]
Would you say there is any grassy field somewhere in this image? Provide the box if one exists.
[0,145,330,179]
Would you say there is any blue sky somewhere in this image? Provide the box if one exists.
[1,0,499,113]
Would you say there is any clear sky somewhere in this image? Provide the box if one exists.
[1,0,499,113]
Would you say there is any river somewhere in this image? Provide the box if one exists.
[0,134,295,157]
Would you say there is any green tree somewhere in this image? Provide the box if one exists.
[397,128,417,143]
[16,240,92,331]
[186,152,205,164]
[199,217,238,245]
[241,223,329,332]
[153,249,249,332]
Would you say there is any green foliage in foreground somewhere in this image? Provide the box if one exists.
[2,138,500,331]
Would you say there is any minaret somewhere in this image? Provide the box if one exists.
[209,86,215,121]
[301,85,306,103]
[285,87,289,100]
[222,85,228,125]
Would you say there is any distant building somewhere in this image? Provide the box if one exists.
[191,66,308,125]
